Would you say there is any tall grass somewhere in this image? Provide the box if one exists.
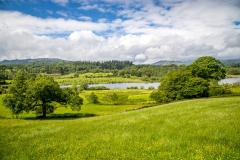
[0,97,239,159]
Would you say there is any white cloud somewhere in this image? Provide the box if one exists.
[98,18,108,23]
[225,34,240,48]
[51,0,68,6]
[68,30,104,45]
[79,16,92,21]
[46,10,53,14]
[78,4,106,12]
[0,0,240,63]
[1,29,239,63]
[0,11,108,35]
[115,0,240,36]
[56,11,68,17]
[78,4,98,10]
[135,53,147,62]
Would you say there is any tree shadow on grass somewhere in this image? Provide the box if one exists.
[23,113,98,120]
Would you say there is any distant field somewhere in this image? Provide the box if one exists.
[82,89,153,104]
[0,97,239,159]
[52,72,145,85]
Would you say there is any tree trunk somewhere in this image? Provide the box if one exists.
[42,103,47,118]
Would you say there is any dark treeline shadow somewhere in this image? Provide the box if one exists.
[23,113,98,120]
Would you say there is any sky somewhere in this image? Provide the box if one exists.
[0,0,240,64]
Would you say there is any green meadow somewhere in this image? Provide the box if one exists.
[0,89,154,119]
[52,72,145,85]
[0,96,240,159]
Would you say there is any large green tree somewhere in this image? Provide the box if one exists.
[152,68,209,103]
[151,56,226,103]
[187,56,226,80]
[158,68,193,101]
[3,73,83,118]
[3,71,29,115]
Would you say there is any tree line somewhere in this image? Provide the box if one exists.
[0,60,178,83]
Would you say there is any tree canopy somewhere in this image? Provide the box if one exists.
[3,72,83,118]
[187,56,226,80]
[151,56,228,103]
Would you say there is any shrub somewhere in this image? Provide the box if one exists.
[89,92,99,104]
[74,71,80,78]
[141,76,149,81]
[103,92,129,105]
[127,86,138,89]
[179,77,209,99]
[148,86,155,90]
[80,82,89,90]
[209,82,232,96]
[88,86,110,90]
[232,82,240,87]
[227,68,240,75]
[150,90,172,104]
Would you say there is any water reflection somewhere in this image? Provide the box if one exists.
[219,77,240,84]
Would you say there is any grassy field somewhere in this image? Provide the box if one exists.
[52,72,145,85]
[231,87,240,94]
[0,97,239,159]
[0,89,154,119]
[82,89,154,104]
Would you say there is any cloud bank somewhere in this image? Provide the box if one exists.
[0,0,239,63]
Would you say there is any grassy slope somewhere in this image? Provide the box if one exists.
[0,97,240,159]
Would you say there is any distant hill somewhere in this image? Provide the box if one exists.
[221,59,240,66]
[153,58,240,66]
[1,57,240,66]
[152,60,190,66]
[0,58,67,65]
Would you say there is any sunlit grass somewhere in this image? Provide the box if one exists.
[0,89,152,118]
[56,77,144,85]
[52,72,145,85]
[231,86,240,93]
[0,95,12,118]
[0,97,240,159]
[82,89,153,105]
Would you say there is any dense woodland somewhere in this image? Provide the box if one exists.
[0,60,179,83]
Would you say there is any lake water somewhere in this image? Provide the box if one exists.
[218,77,240,84]
[88,82,160,89]
[61,77,240,89]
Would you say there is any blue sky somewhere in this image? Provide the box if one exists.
[0,0,240,63]
[0,0,119,22]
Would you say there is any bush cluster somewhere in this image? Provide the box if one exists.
[88,86,110,90]
[151,56,231,104]
[126,86,138,89]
